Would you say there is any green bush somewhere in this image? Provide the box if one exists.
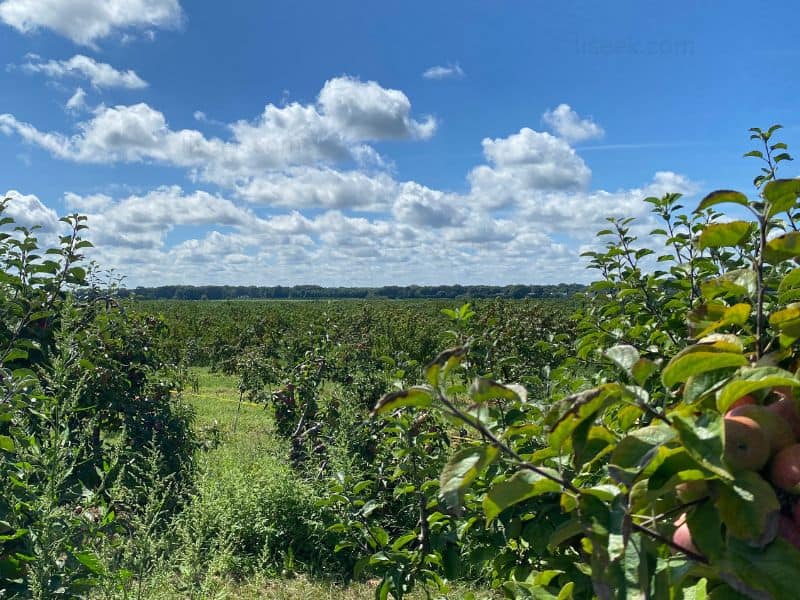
[0,199,195,597]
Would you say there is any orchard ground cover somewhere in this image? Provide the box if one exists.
[114,365,500,599]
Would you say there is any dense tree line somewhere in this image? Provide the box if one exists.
[119,283,585,301]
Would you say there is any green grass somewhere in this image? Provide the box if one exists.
[118,368,496,599]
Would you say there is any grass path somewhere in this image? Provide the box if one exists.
[180,368,494,599]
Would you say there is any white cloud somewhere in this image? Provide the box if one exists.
[468,128,592,209]
[68,186,263,249]
[21,54,148,89]
[0,77,436,187]
[3,189,60,231]
[64,191,112,211]
[0,0,183,47]
[235,168,399,210]
[65,87,88,112]
[392,182,465,228]
[318,76,436,140]
[542,104,604,143]
[422,63,465,80]
[2,84,700,287]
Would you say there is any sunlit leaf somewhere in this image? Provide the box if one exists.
[697,221,752,250]
[764,232,800,264]
[372,386,433,415]
[662,347,747,388]
[764,178,800,218]
[695,190,749,212]
[483,468,561,523]
[440,445,499,509]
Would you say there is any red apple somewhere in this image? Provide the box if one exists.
[766,396,800,439]
[726,394,758,413]
[724,415,770,471]
[770,444,800,493]
[728,404,795,454]
[672,513,701,556]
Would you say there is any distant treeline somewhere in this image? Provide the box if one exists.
[119,283,585,301]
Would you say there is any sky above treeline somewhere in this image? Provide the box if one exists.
[1,1,799,287]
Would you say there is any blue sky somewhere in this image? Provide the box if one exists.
[1,1,799,286]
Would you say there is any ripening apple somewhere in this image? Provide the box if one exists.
[770,444,800,493]
[726,394,758,414]
[724,415,770,471]
[727,404,796,455]
[766,394,800,439]
[672,513,701,556]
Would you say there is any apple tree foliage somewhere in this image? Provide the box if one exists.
[368,126,800,599]
[0,201,196,597]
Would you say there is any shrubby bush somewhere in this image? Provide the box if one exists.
[0,200,195,598]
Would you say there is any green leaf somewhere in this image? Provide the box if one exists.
[391,533,417,551]
[695,190,749,212]
[662,347,748,388]
[604,344,640,374]
[2,348,28,363]
[672,412,732,480]
[440,445,499,509]
[697,221,752,250]
[469,377,526,403]
[717,537,800,599]
[73,551,105,575]
[372,386,433,415]
[0,436,14,452]
[483,468,562,523]
[687,501,726,559]
[425,346,467,387]
[715,471,779,544]
[694,303,751,339]
[700,269,757,300]
[549,384,624,448]
[778,269,800,304]
[370,526,389,547]
[609,425,676,486]
[769,303,800,338]
[715,367,799,413]
[764,232,800,264]
[631,358,658,386]
[683,578,709,600]
[764,178,800,218]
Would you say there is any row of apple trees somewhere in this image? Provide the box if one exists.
[346,126,800,599]
[0,201,196,598]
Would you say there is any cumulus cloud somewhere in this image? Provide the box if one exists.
[318,77,436,140]
[1,84,699,286]
[235,168,399,211]
[0,0,183,47]
[66,186,263,249]
[64,191,112,211]
[468,128,592,209]
[542,104,604,143]
[2,189,60,231]
[20,54,148,88]
[0,77,437,187]
[422,63,465,80]
[392,182,465,228]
